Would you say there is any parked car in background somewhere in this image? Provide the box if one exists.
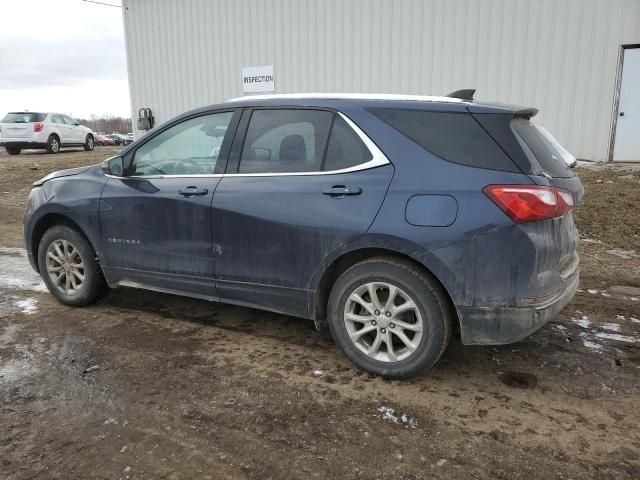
[0,112,94,154]
[22,93,583,378]
[95,134,116,146]
[106,134,127,146]
[126,132,134,142]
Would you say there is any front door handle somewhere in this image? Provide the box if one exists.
[322,185,362,197]
[179,186,208,197]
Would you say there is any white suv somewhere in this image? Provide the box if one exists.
[0,112,95,155]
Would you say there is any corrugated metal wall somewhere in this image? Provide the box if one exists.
[122,0,640,161]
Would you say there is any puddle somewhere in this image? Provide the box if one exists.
[0,247,46,317]
[0,248,46,293]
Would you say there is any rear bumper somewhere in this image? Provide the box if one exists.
[458,268,579,345]
[1,141,47,149]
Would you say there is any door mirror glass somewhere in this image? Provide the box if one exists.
[102,156,124,176]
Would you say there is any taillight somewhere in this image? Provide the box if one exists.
[34,122,44,132]
[483,185,574,223]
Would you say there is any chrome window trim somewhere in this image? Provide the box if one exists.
[107,112,390,180]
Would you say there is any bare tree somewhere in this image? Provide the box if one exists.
[77,115,132,134]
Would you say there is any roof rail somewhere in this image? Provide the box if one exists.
[446,89,476,101]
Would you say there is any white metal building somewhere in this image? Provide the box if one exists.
[122,0,640,162]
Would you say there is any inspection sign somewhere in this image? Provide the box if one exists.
[242,65,275,93]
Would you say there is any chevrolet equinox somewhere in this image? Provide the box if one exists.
[23,92,583,378]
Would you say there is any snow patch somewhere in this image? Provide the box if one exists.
[377,406,417,428]
[594,333,639,343]
[572,317,591,329]
[601,323,621,332]
[582,339,602,351]
[15,298,38,315]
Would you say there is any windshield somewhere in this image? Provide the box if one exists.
[2,112,46,123]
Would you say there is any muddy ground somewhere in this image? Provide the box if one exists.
[0,148,638,479]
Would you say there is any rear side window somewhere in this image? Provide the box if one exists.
[368,108,519,172]
[2,112,46,123]
[323,116,372,171]
[511,118,573,178]
[239,109,333,173]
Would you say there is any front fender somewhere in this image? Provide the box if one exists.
[24,167,107,272]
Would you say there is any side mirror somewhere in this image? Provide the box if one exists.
[73,121,80,126]
[102,156,125,176]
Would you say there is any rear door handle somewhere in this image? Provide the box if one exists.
[179,186,208,197]
[322,185,362,197]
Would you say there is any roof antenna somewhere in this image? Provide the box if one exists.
[446,89,476,101]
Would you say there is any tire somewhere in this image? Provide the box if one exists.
[5,147,21,155]
[84,134,95,151]
[46,135,60,154]
[327,257,452,379]
[37,225,109,307]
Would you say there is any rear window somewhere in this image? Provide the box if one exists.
[2,112,46,123]
[369,108,519,172]
[511,119,573,178]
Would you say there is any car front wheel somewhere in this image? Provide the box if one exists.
[327,257,452,378]
[84,135,95,151]
[37,225,109,306]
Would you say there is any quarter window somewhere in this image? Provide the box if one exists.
[323,116,372,171]
[238,109,333,173]
[132,112,235,176]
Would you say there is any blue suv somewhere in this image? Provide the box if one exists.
[23,93,583,378]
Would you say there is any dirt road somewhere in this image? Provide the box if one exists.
[1,148,639,479]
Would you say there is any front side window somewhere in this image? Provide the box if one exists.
[238,109,333,173]
[62,115,76,125]
[49,114,64,124]
[132,111,234,176]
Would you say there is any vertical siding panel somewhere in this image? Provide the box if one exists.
[124,0,639,159]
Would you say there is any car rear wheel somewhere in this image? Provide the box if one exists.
[327,257,452,378]
[84,135,95,151]
[46,135,60,154]
[5,147,21,155]
[37,225,109,306]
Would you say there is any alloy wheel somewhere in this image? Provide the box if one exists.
[45,239,85,295]
[343,282,423,362]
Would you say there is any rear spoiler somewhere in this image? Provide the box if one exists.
[468,101,539,118]
[447,90,538,118]
[446,89,476,101]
